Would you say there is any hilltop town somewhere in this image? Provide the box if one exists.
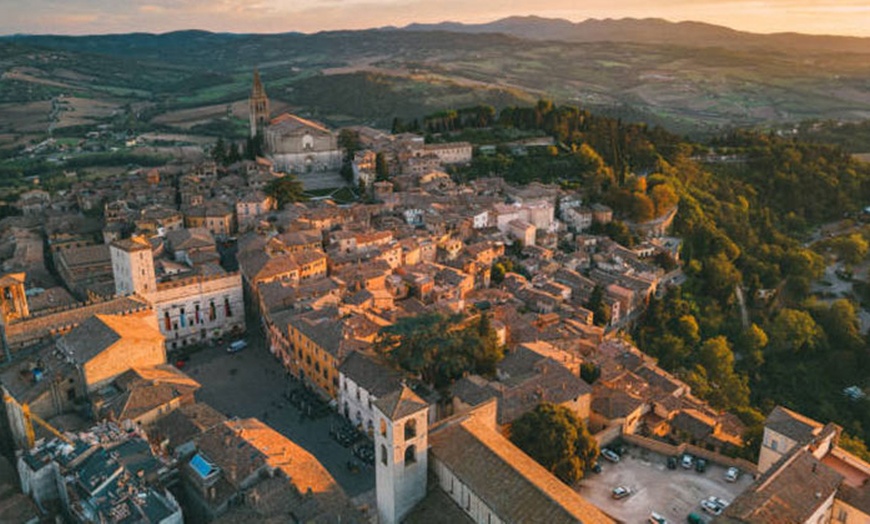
[0,72,867,524]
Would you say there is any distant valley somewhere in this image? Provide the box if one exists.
[2,17,870,150]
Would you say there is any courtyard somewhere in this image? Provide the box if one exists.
[178,328,376,500]
[579,444,755,523]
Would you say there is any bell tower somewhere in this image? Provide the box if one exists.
[249,69,270,139]
[110,236,156,297]
[374,385,428,524]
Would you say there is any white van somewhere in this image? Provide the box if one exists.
[228,339,248,353]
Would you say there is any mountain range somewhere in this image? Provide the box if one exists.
[402,16,870,54]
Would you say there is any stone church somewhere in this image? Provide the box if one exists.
[248,70,342,174]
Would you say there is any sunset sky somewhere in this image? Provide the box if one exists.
[3,0,869,37]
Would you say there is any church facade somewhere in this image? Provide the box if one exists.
[248,71,342,174]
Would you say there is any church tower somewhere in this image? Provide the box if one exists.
[249,69,270,139]
[374,386,429,524]
[110,236,156,297]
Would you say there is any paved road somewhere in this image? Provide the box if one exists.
[181,331,375,498]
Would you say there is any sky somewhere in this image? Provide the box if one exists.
[2,0,870,37]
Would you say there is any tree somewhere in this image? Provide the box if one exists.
[212,138,226,165]
[629,192,656,222]
[586,285,612,327]
[264,175,306,209]
[375,152,389,180]
[768,308,823,354]
[839,433,870,462]
[510,403,599,484]
[338,129,361,161]
[580,362,600,384]
[650,183,679,217]
[226,142,242,165]
[374,313,504,388]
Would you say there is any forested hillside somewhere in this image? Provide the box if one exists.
[437,101,870,459]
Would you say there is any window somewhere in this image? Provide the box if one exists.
[66,388,76,401]
[164,311,171,331]
[380,419,387,437]
[224,297,232,317]
[404,418,417,440]
[404,445,416,466]
[837,508,848,522]
[180,308,186,328]
[209,301,216,321]
[771,439,778,451]
[381,444,388,465]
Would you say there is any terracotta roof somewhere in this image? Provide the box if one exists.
[151,402,226,451]
[721,450,842,524]
[591,384,644,420]
[61,311,163,363]
[165,227,215,251]
[338,352,404,398]
[269,113,331,134]
[765,406,824,444]
[107,365,201,422]
[451,376,496,407]
[5,296,150,351]
[57,244,112,267]
[111,235,151,252]
[429,413,615,524]
[671,408,717,441]
[373,385,427,421]
[836,483,870,517]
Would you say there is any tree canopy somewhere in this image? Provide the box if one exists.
[510,403,599,485]
[264,175,306,208]
[374,313,503,389]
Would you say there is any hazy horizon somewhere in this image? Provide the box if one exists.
[3,1,870,38]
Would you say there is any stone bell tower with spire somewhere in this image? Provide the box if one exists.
[249,69,270,139]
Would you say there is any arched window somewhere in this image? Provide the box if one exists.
[404,418,417,440]
[380,444,388,466]
[404,445,416,466]
[380,419,387,437]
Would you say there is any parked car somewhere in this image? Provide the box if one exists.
[611,486,631,499]
[649,512,669,524]
[601,448,620,462]
[701,496,730,516]
[681,453,693,469]
[228,339,248,353]
[591,462,602,474]
[695,458,707,473]
[667,456,678,469]
[725,466,740,482]
[687,512,705,524]
[701,498,722,516]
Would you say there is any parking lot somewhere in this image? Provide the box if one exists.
[579,444,755,524]
[178,329,376,498]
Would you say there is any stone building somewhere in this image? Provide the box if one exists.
[265,114,342,174]
[110,236,244,350]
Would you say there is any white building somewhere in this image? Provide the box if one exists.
[111,236,245,350]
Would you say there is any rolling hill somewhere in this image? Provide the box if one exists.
[2,18,870,142]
